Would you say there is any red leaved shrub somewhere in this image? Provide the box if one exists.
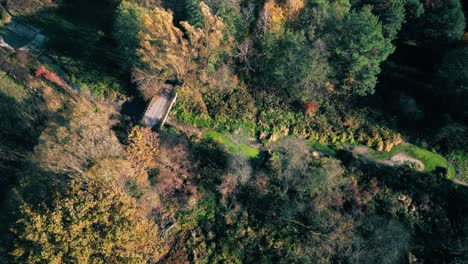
[35,65,47,77]
[35,66,67,88]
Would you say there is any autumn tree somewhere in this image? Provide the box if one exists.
[33,99,122,175]
[258,0,306,33]
[181,2,231,73]
[5,0,54,15]
[81,126,161,197]
[0,4,11,26]
[258,0,287,33]
[10,179,167,263]
[135,6,190,98]
[126,126,159,174]
[135,2,230,98]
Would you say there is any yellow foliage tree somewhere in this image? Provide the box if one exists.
[258,0,305,33]
[126,126,159,175]
[181,2,231,75]
[285,0,306,20]
[10,179,168,263]
[34,99,123,175]
[135,7,191,98]
[85,157,150,193]
[259,0,285,33]
[135,2,230,98]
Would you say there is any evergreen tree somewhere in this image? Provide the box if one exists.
[114,1,146,69]
[423,0,465,42]
[186,0,203,27]
[331,6,394,95]
[356,0,406,40]
[253,30,329,102]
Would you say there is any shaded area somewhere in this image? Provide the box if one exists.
[0,87,45,206]
[0,27,29,48]
[342,154,468,263]
[0,92,47,242]
[162,0,187,26]
[362,43,461,142]
[18,0,134,97]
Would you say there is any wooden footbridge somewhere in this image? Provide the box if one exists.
[142,83,177,129]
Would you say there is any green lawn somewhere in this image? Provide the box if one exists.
[204,131,260,158]
[368,143,454,176]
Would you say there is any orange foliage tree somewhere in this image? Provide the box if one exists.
[10,179,168,263]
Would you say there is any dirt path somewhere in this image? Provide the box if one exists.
[352,146,369,155]
[343,144,425,171]
[165,118,202,136]
[382,152,425,171]
[453,179,468,187]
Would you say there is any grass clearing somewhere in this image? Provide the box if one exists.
[204,131,259,158]
[308,140,337,155]
[0,71,29,101]
[368,143,453,175]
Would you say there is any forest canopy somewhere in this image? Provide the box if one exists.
[0,0,466,263]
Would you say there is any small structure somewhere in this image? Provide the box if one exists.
[142,84,177,129]
[0,19,46,53]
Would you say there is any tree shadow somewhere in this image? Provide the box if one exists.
[190,138,230,188]
[17,0,135,96]
[0,91,54,253]
[0,92,46,206]
[345,155,468,263]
